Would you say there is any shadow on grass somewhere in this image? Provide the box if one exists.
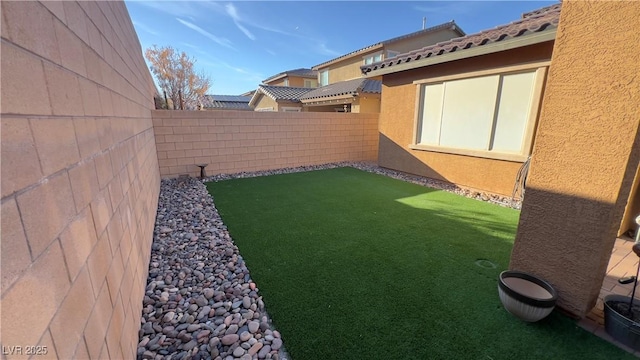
[206,167,634,360]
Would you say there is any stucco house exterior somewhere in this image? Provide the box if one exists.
[250,22,465,113]
[262,68,318,88]
[299,78,381,113]
[362,1,640,318]
[248,85,313,112]
[361,4,559,198]
[308,21,465,113]
[360,3,640,238]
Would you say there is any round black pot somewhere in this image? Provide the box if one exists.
[604,294,640,351]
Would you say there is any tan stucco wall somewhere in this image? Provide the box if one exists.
[253,96,301,112]
[152,110,379,177]
[383,29,461,55]
[352,96,381,114]
[320,53,370,83]
[264,76,317,88]
[253,94,278,111]
[304,78,318,88]
[510,1,640,318]
[266,79,287,87]
[377,42,554,196]
[276,101,303,112]
[1,1,160,359]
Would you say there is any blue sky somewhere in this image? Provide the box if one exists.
[126,1,557,95]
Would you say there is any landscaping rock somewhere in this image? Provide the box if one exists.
[258,345,271,358]
[221,334,239,345]
[137,177,287,360]
[272,338,283,351]
[240,331,251,342]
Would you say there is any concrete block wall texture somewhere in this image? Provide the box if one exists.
[1,1,160,359]
[510,1,640,318]
[152,110,379,178]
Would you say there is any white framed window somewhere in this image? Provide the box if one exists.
[281,107,301,112]
[320,70,329,86]
[412,63,548,162]
[304,79,317,88]
[386,50,400,59]
[283,78,289,86]
[363,52,383,65]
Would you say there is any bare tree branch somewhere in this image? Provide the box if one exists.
[145,45,211,110]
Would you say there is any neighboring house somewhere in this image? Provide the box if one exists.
[308,21,465,113]
[262,68,318,88]
[249,22,463,113]
[360,4,560,199]
[240,89,256,97]
[248,85,314,112]
[299,78,382,113]
[199,95,252,111]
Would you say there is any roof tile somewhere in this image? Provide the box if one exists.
[313,21,464,69]
[262,68,317,83]
[255,85,315,102]
[200,95,252,110]
[361,3,561,74]
[300,78,381,101]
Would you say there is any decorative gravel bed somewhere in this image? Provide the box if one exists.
[138,177,287,360]
[138,162,520,360]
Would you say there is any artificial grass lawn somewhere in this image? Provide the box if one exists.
[206,167,632,360]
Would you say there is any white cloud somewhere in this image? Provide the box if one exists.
[132,20,159,36]
[316,43,341,57]
[200,58,264,83]
[176,18,235,50]
[225,3,256,41]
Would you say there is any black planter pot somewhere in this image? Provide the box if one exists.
[604,294,640,350]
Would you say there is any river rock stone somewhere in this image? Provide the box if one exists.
[248,342,263,356]
[239,331,251,342]
[248,321,259,334]
[195,296,208,307]
[257,345,271,358]
[137,176,287,359]
[233,347,245,357]
[271,338,282,351]
[221,334,239,346]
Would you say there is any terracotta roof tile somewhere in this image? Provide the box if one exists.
[300,78,381,101]
[361,3,561,75]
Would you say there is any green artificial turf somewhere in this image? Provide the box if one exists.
[206,167,633,360]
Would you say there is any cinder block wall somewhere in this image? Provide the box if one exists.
[152,110,379,178]
[1,1,159,359]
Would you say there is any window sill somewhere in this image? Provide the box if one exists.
[408,144,528,163]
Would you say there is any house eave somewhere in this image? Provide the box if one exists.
[312,44,385,70]
[301,94,357,106]
[363,30,556,78]
[264,73,317,84]
[263,74,287,83]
